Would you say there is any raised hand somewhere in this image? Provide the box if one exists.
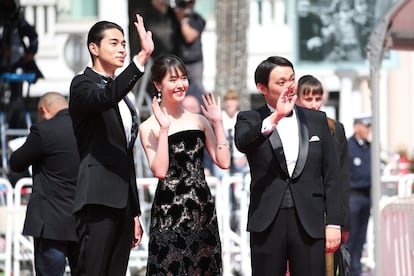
[134,14,154,63]
[276,88,297,116]
[151,97,170,130]
[201,93,222,124]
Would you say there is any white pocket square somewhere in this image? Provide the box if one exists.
[309,135,320,142]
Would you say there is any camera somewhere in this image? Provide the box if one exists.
[175,0,194,9]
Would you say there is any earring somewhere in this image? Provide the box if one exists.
[157,91,161,103]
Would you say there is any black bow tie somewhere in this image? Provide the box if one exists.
[101,75,113,85]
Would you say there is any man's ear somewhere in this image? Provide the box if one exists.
[89,42,98,56]
[38,106,49,120]
[256,83,266,95]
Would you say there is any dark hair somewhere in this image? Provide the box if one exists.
[87,21,124,62]
[297,75,323,97]
[0,0,17,13]
[254,56,294,86]
[151,54,188,96]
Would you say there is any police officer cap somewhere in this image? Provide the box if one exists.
[353,114,371,126]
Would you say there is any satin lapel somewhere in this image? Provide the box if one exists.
[124,96,139,150]
[268,126,290,176]
[292,106,309,179]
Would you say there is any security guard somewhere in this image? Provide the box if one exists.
[347,114,372,276]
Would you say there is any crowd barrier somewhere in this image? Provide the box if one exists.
[0,178,13,276]
[381,196,414,276]
[1,175,251,276]
[2,173,414,276]
[127,175,251,276]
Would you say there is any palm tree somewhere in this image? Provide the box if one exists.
[215,0,250,110]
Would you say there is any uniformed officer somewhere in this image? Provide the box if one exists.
[347,114,372,276]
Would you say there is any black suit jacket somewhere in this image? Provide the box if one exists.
[69,63,142,216]
[9,109,79,241]
[235,104,342,239]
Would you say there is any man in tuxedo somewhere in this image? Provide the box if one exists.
[10,92,79,275]
[69,15,153,276]
[234,56,342,276]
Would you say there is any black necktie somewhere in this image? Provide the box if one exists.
[123,96,139,150]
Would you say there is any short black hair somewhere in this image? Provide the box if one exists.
[151,54,188,96]
[87,21,124,62]
[254,56,294,86]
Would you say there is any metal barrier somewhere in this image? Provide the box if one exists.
[398,174,414,197]
[381,196,414,276]
[6,173,414,275]
[128,176,252,276]
[13,177,34,276]
[0,177,13,276]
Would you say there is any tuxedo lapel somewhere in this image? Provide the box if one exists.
[123,96,139,150]
[269,128,290,176]
[291,106,309,179]
[259,104,290,176]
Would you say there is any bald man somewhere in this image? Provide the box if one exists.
[10,92,80,276]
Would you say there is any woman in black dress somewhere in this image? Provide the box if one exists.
[139,54,230,275]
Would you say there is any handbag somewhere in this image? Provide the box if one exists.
[336,244,351,276]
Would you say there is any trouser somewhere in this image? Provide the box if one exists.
[348,194,371,276]
[34,238,78,276]
[250,208,325,276]
[75,203,134,276]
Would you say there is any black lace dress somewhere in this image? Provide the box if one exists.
[146,130,222,276]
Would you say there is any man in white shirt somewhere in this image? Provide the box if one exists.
[234,56,342,276]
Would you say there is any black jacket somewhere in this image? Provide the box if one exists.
[69,63,142,216]
[10,109,79,241]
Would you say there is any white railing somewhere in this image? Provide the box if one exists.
[5,172,414,275]
[4,176,251,275]
[13,177,34,276]
[381,196,414,276]
[0,178,14,276]
[128,175,251,276]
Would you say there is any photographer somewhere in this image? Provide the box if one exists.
[174,0,206,104]
[0,0,43,129]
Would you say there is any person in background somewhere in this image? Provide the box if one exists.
[234,56,342,276]
[69,15,153,276]
[182,94,201,113]
[174,0,206,104]
[0,0,43,128]
[213,90,248,178]
[296,74,350,273]
[297,0,325,61]
[128,0,179,61]
[139,54,230,275]
[9,92,79,276]
[347,114,372,276]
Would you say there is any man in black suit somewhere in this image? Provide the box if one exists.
[68,15,153,276]
[234,56,342,276]
[10,92,79,275]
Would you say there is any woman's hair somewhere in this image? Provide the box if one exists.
[297,74,324,97]
[151,54,188,96]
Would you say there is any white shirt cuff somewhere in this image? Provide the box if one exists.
[261,116,276,136]
[326,224,341,230]
[133,57,145,72]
